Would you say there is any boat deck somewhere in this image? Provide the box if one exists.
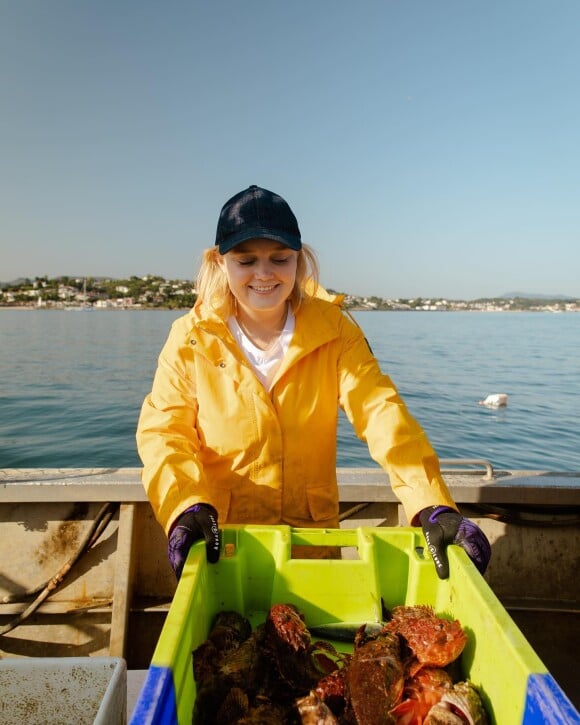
[1,464,579,712]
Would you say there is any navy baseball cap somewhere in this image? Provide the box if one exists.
[215,185,302,254]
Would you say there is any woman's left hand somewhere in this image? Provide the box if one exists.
[419,506,491,579]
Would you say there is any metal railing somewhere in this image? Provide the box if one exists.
[439,458,495,480]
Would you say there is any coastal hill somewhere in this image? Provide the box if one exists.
[501,291,576,301]
[0,275,578,312]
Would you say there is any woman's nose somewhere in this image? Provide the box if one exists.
[254,259,274,278]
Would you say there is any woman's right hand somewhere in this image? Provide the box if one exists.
[168,503,221,579]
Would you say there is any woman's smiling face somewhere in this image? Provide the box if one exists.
[220,238,298,317]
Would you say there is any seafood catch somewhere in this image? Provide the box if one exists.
[192,611,258,722]
[384,605,468,674]
[344,629,405,723]
[193,610,252,684]
[315,669,348,718]
[390,667,453,723]
[191,604,488,724]
[265,603,344,691]
[296,691,339,724]
[192,605,347,723]
[424,681,489,724]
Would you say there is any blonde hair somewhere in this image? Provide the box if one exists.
[196,243,320,318]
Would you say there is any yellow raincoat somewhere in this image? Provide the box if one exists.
[136,293,456,535]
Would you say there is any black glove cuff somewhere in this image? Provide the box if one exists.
[418,505,455,527]
[173,503,217,532]
[187,502,218,519]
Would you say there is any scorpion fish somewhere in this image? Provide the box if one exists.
[384,605,468,674]
[265,603,345,692]
[314,668,349,719]
[344,628,405,724]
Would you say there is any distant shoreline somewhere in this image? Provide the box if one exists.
[2,277,577,313]
[1,303,578,313]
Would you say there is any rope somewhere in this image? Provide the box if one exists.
[0,502,119,635]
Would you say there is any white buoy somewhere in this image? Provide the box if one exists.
[478,393,508,407]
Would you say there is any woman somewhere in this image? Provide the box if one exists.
[136,185,490,580]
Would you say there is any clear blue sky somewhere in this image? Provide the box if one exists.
[2,1,579,299]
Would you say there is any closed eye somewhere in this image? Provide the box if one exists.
[236,256,291,266]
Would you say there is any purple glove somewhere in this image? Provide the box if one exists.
[419,506,491,579]
[168,503,221,579]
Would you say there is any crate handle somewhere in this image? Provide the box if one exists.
[289,527,362,549]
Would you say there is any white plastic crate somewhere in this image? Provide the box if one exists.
[0,656,127,724]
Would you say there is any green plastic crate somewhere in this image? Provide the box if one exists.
[132,525,578,724]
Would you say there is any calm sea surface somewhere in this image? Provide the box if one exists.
[0,309,579,472]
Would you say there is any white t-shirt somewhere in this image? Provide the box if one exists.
[228,309,295,390]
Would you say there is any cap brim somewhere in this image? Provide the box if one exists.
[217,228,302,255]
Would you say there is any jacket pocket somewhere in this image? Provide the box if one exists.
[306,484,339,523]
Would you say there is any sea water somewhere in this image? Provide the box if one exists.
[0,309,578,471]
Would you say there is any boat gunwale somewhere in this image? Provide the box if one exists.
[1,466,579,505]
